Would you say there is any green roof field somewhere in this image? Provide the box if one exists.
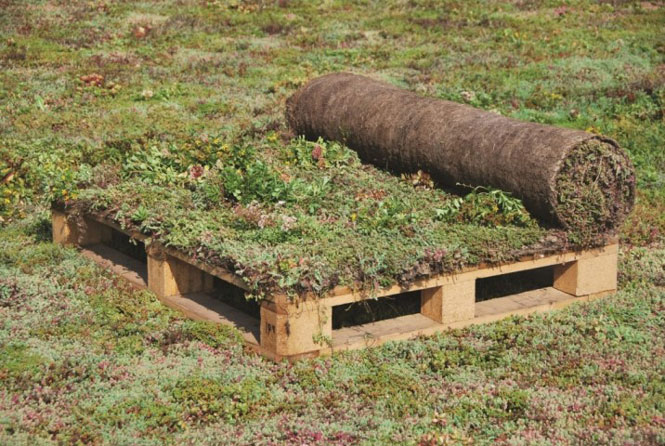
[1,0,664,444]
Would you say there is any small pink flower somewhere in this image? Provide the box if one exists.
[311,145,323,161]
[190,165,204,179]
[554,6,569,16]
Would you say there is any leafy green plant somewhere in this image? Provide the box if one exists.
[279,137,357,169]
[0,153,28,222]
[436,186,534,227]
[192,174,225,210]
[123,146,187,186]
[353,195,419,234]
[0,143,93,221]
[219,160,292,204]
[130,205,150,224]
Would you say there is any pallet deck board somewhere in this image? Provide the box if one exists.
[166,292,260,345]
[475,286,571,317]
[333,313,440,348]
[53,209,619,361]
[331,287,609,352]
[81,244,148,288]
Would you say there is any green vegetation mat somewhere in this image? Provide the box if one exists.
[1,0,664,443]
[63,136,567,297]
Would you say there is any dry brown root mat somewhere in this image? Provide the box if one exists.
[286,72,636,236]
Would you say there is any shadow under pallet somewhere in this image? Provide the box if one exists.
[53,209,618,361]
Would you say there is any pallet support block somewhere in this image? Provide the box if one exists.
[52,210,112,246]
[260,299,332,358]
[147,253,214,299]
[52,210,76,245]
[421,280,475,324]
[81,218,113,246]
[553,247,618,296]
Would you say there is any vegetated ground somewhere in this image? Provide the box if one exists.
[0,0,664,445]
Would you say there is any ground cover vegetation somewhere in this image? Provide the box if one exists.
[1,0,664,444]
[1,213,664,445]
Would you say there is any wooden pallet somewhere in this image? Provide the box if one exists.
[52,209,618,361]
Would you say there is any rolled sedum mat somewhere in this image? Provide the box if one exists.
[286,73,635,233]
